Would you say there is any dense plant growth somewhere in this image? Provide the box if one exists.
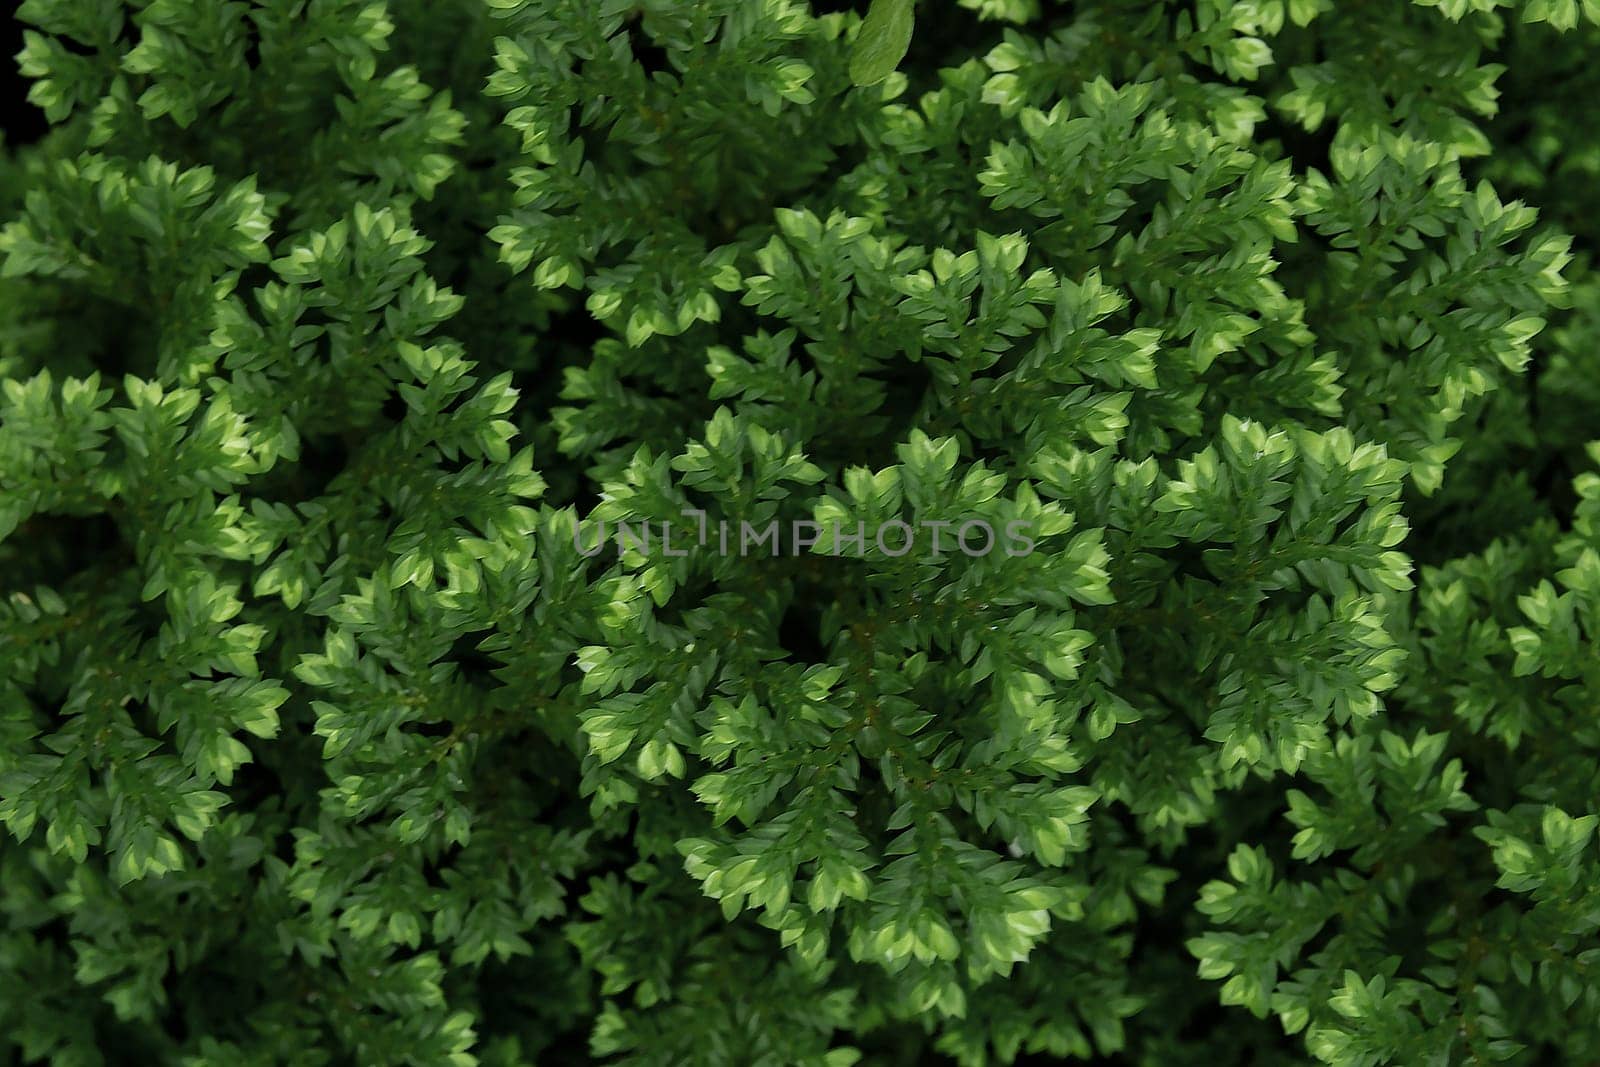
[3,1,1600,1064]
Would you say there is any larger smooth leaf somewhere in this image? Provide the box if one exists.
[849,0,916,87]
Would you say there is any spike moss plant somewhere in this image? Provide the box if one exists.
[3,0,1600,1064]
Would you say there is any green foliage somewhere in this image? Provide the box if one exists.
[1,1,1599,1064]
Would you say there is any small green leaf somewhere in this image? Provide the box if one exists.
[850,0,916,87]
